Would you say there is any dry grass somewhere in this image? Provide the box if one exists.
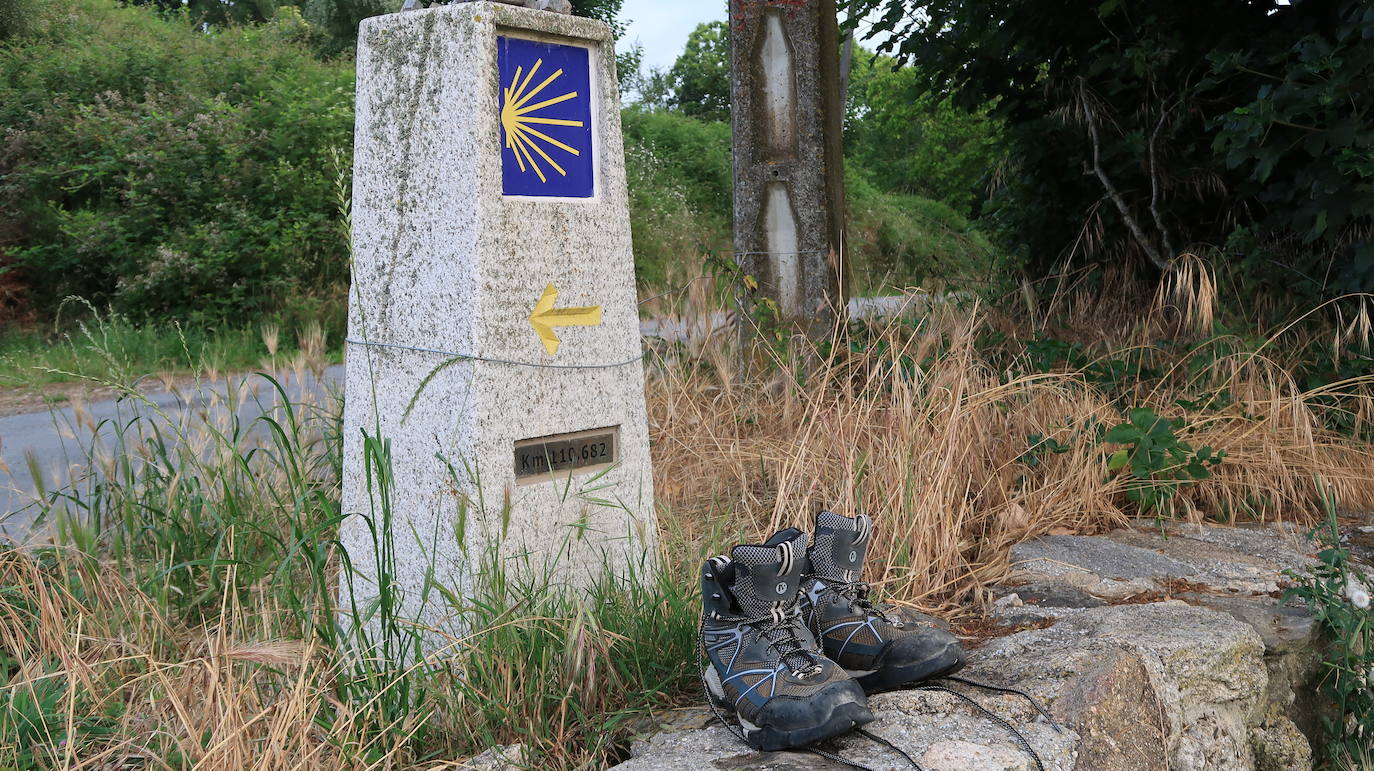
[3,266,1374,767]
[647,273,1374,613]
[0,548,419,769]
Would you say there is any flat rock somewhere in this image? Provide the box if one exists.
[1174,593,1317,654]
[1159,522,1318,574]
[919,739,1042,771]
[1008,535,1196,597]
[970,602,1267,770]
[614,688,1076,771]
[1249,709,1315,771]
[612,522,1329,770]
[992,581,1109,609]
[1105,529,1288,594]
[614,603,1271,771]
[1010,522,1324,598]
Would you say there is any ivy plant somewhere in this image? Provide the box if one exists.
[1283,487,1374,764]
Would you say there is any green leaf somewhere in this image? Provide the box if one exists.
[1103,424,1140,444]
[1129,407,1158,429]
[1317,548,1344,567]
[1108,449,1130,470]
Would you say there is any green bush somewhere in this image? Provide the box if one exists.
[1103,407,1226,515]
[847,0,1373,296]
[0,0,352,322]
[846,168,1005,294]
[620,107,732,286]
[0,0,38,40]
[0,0,1005,329]
[621,105,1005,294]
[1284,487,1374,765]
[845,51,1002,217]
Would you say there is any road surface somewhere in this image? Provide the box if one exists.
[0,367,344,539]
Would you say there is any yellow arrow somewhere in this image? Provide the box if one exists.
[529,283,602,356]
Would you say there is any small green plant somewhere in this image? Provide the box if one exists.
[1103,407,1226,514]
[1283,486,1374,766]
[1018,433,1072,469]
[1023,334,1086,373]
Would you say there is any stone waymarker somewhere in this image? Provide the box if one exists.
[730,0,848,334]
[340,1,656,642]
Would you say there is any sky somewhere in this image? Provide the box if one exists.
[615,2,894,76]
[617,0,728,74]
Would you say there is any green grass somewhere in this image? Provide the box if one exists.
[846,170,1009,296]
[3,337,700,768]
[0,310,344,388]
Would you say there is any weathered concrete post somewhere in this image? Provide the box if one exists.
[730,0,848,335]
[340,1,656,643]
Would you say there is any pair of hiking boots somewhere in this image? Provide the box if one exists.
[700,511,966,751]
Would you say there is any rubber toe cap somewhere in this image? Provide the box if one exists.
[885,627,964,671]
[755,678,871,730]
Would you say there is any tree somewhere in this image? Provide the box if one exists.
[637,27,1002,215]
[663,21,731,123]
[570,0,624,35]
[845,50,1000,216]
[300,0,389,55]
[0,0,39,40]
[122,0,284,27]
[845,0,1374,297]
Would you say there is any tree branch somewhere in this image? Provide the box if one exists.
[1148,101,1178,262]
[1080,83,1170,272]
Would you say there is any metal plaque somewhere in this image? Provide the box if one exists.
[514,426,618,482]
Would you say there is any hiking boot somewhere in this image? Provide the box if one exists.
[801,511,965,692]
[700,527,873,751]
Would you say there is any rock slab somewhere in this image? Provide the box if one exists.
[612,522,1327,770]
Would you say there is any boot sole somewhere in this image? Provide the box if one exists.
[848,639,966,693]
[704,669,874,751]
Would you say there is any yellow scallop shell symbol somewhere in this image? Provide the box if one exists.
[501,58,586,184]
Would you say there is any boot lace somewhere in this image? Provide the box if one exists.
[751,603,824,676]
[705,602,823,677]
[816,580,902,628]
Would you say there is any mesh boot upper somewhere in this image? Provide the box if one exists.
[810,510,872,583]
[802,511,960,672]
[700,529,855,719]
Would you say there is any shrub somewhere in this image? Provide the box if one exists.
[846,167,1007,294]
[0,0,1006,326]
[1284,488,1374,765]
[621,105,1006,295]
[850,0,1373,297]
[0,0,38,40]
[0,0,353,322]
[1103,407,1226,515]
[620,107,732,286]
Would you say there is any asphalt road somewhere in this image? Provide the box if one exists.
[0,366,345,539]
[0,295,937,539]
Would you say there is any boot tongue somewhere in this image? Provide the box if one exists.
[729,528,809,617]
[810,511,871,582]
[729,529,815,672]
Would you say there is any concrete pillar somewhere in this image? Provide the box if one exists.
[340,1,656,645]
[730,0,848,335]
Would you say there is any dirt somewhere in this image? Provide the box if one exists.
[953,616,1057,649]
